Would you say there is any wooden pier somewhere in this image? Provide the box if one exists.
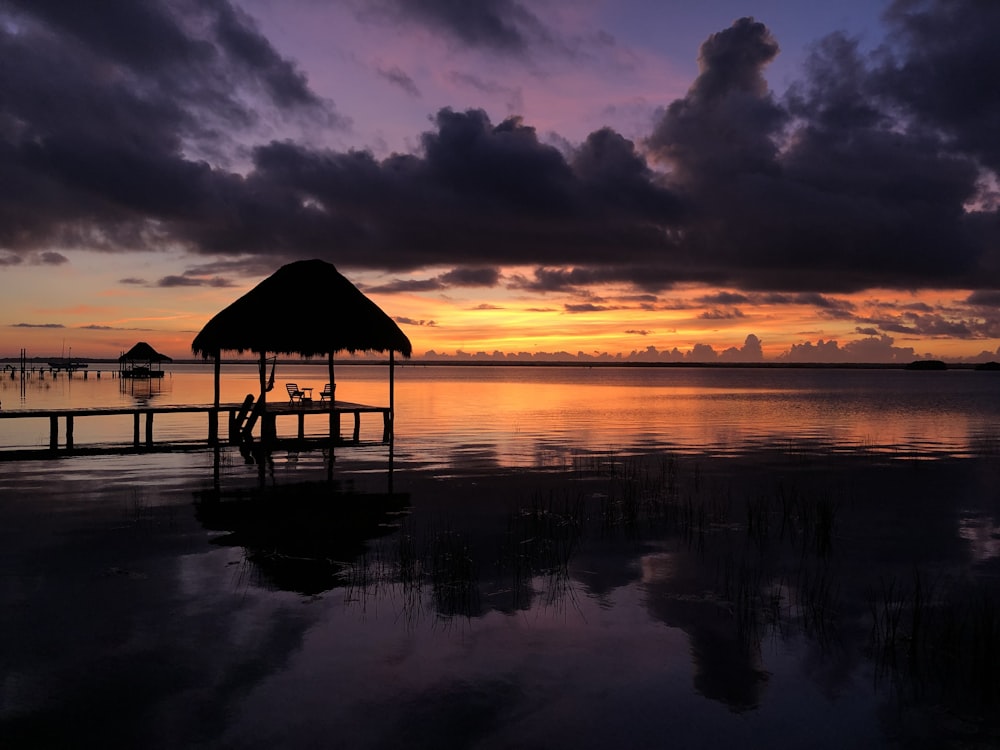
[0,399,392,456]
[4,363,117,379]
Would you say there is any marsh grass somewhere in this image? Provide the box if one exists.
[497,489,584,610]
[319,450,997,736]
[867,571,1000,726]
[542,453,849,648]
[338,517,482,622]
[429,527,480,617]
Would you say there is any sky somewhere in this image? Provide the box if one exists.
[1,0,999,363]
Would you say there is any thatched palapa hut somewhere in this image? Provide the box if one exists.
[191,259,412,443]
[119,341,172,379]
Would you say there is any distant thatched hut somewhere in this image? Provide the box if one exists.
[119,341,172,379]
[191,259,412,443]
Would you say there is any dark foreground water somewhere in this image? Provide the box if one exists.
[2,366,999,748]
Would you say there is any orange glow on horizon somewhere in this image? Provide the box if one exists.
[2,271,998,363]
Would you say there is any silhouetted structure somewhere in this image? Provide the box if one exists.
[119,341,172,379]
[191,259,412,444]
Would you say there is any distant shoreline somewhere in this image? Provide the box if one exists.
[2,356,996,370]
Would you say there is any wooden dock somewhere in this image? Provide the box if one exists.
[0,399,392,456]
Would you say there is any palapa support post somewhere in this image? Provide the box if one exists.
[327,350,336,482]
[209,353,221,444]
[258,350,276,444]
[49,415,58,450]
[328,351,337,444]
[263,412,277,442]
[388,350,395,442]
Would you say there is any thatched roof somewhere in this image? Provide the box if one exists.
[191,260,412,358]
[119,341,172,363]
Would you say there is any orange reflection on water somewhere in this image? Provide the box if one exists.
[390,366,1000,470]
[1,365,998,465]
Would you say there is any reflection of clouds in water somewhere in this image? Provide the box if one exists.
[445,443,503,474]
[6,447,999,746]
[376,678,523,750]
[194,485,409,596]
[0,485,318,748]
[639,551,768,712]
[640,550,677,584]
[959,514,1000,563]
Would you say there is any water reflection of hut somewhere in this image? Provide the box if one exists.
[119,341,172,379]
[195,483,410,595]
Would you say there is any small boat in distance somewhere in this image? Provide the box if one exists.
[47,360,89,372]
[48,347,88,372]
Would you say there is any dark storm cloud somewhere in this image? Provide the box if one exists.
[359,0,550,53]
[439,267,502,286]
[700,308,745,320]
[395,316,436,327]
[36,251,68,265]
[366,278,444,293]
[645,6,995,292]
[157,276,204,287]
[378,65,421,97]
[1,1,998,298]
[648,17,785,185]
[872,314,976,338]
[698,292,750,305]
[201,109,682,274]
[622,293,658,308]
[791,293,856,312]
[967,291,1000,308]
[508,264,673,293]
[876,0,1000,173]
[365,266,500,293]
[211,0,324,109]
[156,274,233,288]
[760,292,846,308]
[861,310,992,339]
[80,324,156,331]
[0,0,337,253]
[564,303,614,313]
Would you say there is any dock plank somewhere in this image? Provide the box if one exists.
[0,400,392,455]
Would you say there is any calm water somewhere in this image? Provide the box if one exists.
[2,365,999,748]
[3,363,999,460]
